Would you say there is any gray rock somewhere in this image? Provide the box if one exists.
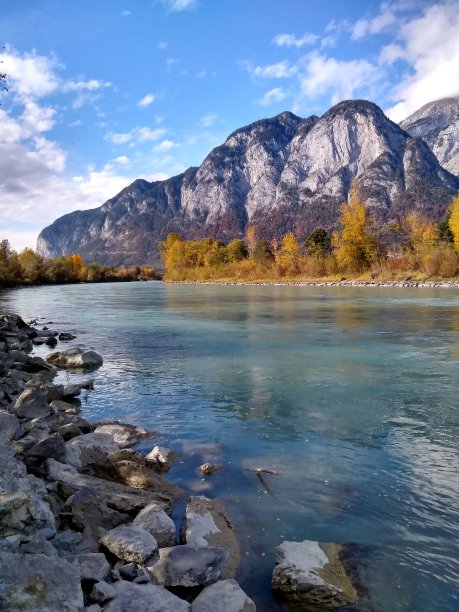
[12,387,51,419]
[91,580,116,604]
[25,432,67,468]
[50,399,82,414]
[271,540,358,610]
[51,529,84,555]
[133,502,176,548]
[0,552,84,611]
[94,421,155,448]
[59,332,77,341]
[119,562,138,581]
[46,347,103,369]
[55,421,83,441]
[182,496,240,579]
[69,553,111,582]
[0,490,56,534]
[20,532,58,556]
[100,524,158,564]
[191,579,256,612]
[145,445,177,470]
[105,582,190,611]
[148,544,227,588]
[65,432,119,469]
[0,409,20,443]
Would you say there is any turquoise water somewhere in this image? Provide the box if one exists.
[1,282,459,611]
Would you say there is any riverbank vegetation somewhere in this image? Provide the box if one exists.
[0,241,159,287]
[160,189,459,282]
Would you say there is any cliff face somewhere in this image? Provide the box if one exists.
[400,97,459,176]
[37,100,459,266]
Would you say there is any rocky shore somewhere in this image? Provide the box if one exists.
[0,312,358,611]
[171,280,459,288]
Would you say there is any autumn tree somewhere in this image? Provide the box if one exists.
[333,182,377,272]
[245,225,257,255]
[225,239,247,263]
[448,194,459,252]
[253,240,274,266]
[276,232,301,275]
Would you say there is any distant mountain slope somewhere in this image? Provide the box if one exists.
[400,97,459,176]
[38,100,459,266]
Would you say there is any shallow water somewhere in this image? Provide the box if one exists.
[1,282,459,611]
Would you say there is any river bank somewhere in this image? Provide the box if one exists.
[0,311,358,611]
[169,279,459,287]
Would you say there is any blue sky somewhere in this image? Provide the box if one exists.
[1,0,458,250]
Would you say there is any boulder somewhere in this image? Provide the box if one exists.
[69,552,111,582]
[145,445,177,470]
[94,421,155,448]
[191,579,256,612]
[12,387,51,419]
[105,582,190,611]
[59,332,77,341]
[148,544,228,588]
[182,496,240,579]
[50,399,82,415]
[0,409,20,443]
[91,580,116,604]
[199,463,220,476]
[132,502,176,548]
[0,490,56,534]
[22,355,55,373]
[271,540,358,610]
[100,524,158,564]
[46,347,103,370]
[25,433,67,468]
[65,432,119,470]
[54,422,83,441]
[20,532,58,557]
[0,552,84,611]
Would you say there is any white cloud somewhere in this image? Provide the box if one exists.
[64,79,112,92]
[0,46,59,100]
[157,41,168,51]
[162,0,197,11]
[68,119,82,127]
[105,126,167,146]
[385,1,459,121]
[200,113,217,127]
[352,9,396,40]
[257,87,287,106]
[272,32,319,48]
[153,139,177,152]
[21,102,56,133]
[28,137,66,172]
[242,60,297,79]
[138,93,156,107]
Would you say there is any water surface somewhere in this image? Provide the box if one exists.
[1,282,458,611]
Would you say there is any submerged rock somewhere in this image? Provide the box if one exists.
[145,445,177,470]
[94,421,155,448]
[271,540,358,610]
[148,544,227,587]
[191,579,256,612]
[46,347,103,370]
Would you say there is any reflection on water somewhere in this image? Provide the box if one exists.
[1,283,459,611]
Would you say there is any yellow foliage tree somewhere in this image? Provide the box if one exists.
[403,211,438,251]
[245,225,257,255]
[333,182,377,272]
[448,194,459,252]
[276,232,301,275]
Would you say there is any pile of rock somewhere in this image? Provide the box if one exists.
[0,313,257,611]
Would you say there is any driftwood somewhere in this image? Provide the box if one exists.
[243,467,279,498]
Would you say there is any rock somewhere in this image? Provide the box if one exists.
[22,355,55,373]
[105,582,190,611]
[132,502,176,548]
[91,580,116,604]
[63,383,83,397]
[12,387,51,419]
[50,399,82,415]
[59,332,77,341]
[0,409,20,443]
[51,529,85,556]
[55,422,83,441]
[20,532,58,556]
[0,552,84,611]
[69,553,111,582]
[100,524,158,564]
[32,336,47,345]
[46,346,103,370]
[47,459,172,515]
[148,544,228,588]
[199,463,219,476]
[0,490,56,534]
[145,445,177,470]
[65,432,120,470]
[94,421,155,448]
[182,496,240,579]
[25,432,67,468]
[271,540,358,610]
[119,562,138,581]
[46,336,58,348]
[191,579,256,612]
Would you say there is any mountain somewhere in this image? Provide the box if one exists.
[37,100,459,266]
[400,97,459,176]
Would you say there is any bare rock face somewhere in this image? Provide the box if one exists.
[182,495,240,579]
[400,97,459,176]
[37,100,459,266]
[191,579,256,612]
[271,540,358,610]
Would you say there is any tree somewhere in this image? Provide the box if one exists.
[402,210,438,251]
[448,194,459,252]
[225,239,247,263]
[438,218,454,244]
[276,232,301,275]
[306,228,331,256]
[253,240,274,265]
[333,182,377,272]
[245,225,257,255]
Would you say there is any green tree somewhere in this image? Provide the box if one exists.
[225,239,247,263]
[253,240,274,266]
[448,194,459,252]
[306,228,331,256]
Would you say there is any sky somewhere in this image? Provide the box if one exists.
[1,0,459,251]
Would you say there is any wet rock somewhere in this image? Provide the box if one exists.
[12,387,51,419]
[271,540,358,610]
[94,421,155,448]
[91,580,116,604]
[46,346,103,370]
[32,336,47,346]
[145,445,177,470]
[191,579,256,612]
[69,553,111,582]
[182,496,240,579]
[46,336,58,348]
[55,422,83,441]
[22,355,55,373]
[105,582,190,611]
[59,332,77,341]
[0,552,84,611]
[50,399,82,415]
[148,544,228,588]
[100,524,158,564]
[65,432,120,470]
[132,502,176,548]
[199,463,220,476]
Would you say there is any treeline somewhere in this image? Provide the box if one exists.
[0,241,159,287]
[160,186,459,281]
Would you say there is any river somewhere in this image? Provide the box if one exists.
[1,282,458,611]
